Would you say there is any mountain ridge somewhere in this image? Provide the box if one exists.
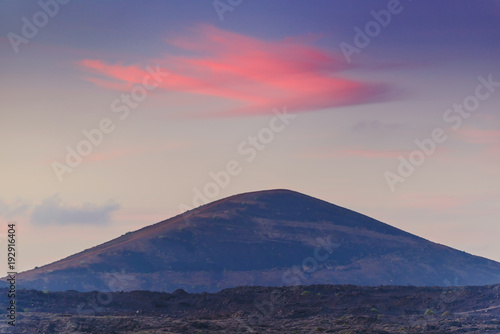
[13,189,500,292]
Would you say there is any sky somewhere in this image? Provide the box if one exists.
[1,0,500,272]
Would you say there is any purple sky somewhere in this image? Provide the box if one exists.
[1,0,500,272]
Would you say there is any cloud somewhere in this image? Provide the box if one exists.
[30,195,120,225]
[0,198,30,219]
[398,194,467,211]
[486,145,500,156]
[79,25,390,116]
[455,127,500,145]
[397,192,500,213]
[453,127,500,162]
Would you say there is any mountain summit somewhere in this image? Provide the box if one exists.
[16,189,500,292]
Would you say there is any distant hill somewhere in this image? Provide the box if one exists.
[13,189,500,292]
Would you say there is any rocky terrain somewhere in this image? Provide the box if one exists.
[10,190,500,292]
[2,284,500,333]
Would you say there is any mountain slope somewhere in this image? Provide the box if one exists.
[15,189,500,292]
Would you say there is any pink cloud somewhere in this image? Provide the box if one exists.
[398,194,467,211]
[79,59,150,91]
[455,127,500,144]
[79,25,389,116]
[486,145,500,155]
[83,76,131,91]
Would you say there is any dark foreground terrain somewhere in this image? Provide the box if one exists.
[2,284,500,333]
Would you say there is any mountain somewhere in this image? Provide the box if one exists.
[14,189,500,292]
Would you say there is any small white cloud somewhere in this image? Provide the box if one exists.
[30,195,120,225]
